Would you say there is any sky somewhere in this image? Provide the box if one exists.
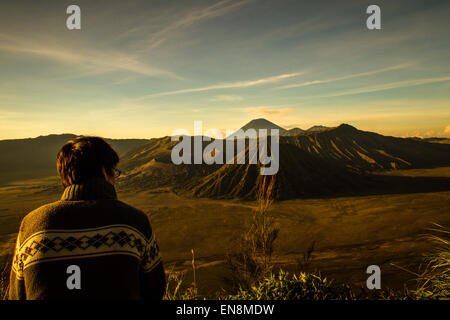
[0,0,449,139]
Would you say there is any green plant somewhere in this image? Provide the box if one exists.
[227,269,355,300]
[410,224,450,299]
[226,176,279,290]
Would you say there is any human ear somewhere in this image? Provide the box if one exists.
[102,166,115,185]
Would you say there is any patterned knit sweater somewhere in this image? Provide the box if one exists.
[8,177,165,300]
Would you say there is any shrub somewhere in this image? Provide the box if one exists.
[227,269,355,300]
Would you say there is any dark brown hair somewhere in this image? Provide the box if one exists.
[56,136,119,187]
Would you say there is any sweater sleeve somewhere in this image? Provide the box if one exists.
[140,230,166,300]
[8,230,26,300]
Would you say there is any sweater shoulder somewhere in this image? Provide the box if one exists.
[113,200,148,218]
[21,200,148,221]
[21,201,65,226]
[18,201,64,242]
[112,200,153,234]
[19,200,153,242]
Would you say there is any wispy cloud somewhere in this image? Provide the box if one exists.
[135,0,255,50]
[276,63,413,90]
[210,95,243,102]
[0,34,181,79]
[135,72,304,100]
[242,106,295,116]
[318,76,450,98]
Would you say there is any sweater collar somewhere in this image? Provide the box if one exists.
[60,177,117,201]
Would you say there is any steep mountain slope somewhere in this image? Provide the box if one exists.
[119,136,176,170]
[118,136,221,189]
[180,143,368,200]
[287,124,450,171]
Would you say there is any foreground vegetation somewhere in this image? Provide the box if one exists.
[0,225,448,300]
[163,227,449,300]
[162,178,450,301]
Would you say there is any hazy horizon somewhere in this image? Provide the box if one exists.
[1,119,448,141]
[1,0,450,140]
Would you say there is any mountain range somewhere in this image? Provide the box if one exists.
[1,119,450,199]
[117,119,450,199]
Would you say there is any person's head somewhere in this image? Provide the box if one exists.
[56,136,120,188]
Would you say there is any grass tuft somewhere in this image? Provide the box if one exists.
[410,224,450,299]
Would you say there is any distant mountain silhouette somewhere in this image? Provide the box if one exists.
[285,128,305,136]
[231,118,328,137]
[230,118,289,136]
[307,125,328,132]
[240,118,286,132]
[0,134,148,185]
